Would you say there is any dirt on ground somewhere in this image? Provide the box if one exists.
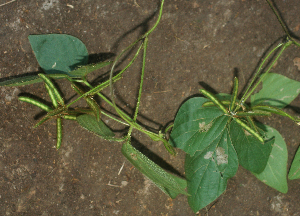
[1,0,300,215]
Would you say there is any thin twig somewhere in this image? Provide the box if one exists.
[0,0,16,7]
[118,161,125,175]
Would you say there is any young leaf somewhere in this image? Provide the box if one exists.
[28,34,88,76]
[289,145,300,180]
[76,114,114,139]
[170,97,229,156]
[121,141,188,199]
[229,120,274,173]
[185,129,238,212]
[251,73,300,108]
[253,124,288,193]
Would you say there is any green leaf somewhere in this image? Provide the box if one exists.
[251,73,300,108]
[76,114,114,139]
[185,129,238,212]
[170,97,229,156]
[28,34,88,76]
[121,141,188,199]
[229,120,274,173]
[289,145,300,180]
[253,124,288,193]
[68,61,112,78]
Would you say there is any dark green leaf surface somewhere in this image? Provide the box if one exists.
[185,129,238,212]
[28,34,88,76]
[289,145,300,180]
[170,97,229,156]
[229,120,274,174]
[121,141,188,199]
[251,73,300,108]
[253,125,288,193]
[76,114,114,139]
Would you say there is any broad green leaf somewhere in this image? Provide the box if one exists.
[251,73,300,108]
[28,34,88,76]
[253,124,288,193]
[76,114,114,139]
[170,97,229,156]
[68,61,112,77]
[121,141,188,199]
[229,120,274,173]
[0,74,69,87]
[185,129,238,212]
[289,145,300,180]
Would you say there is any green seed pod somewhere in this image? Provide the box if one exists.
[234,118,264,143]
[230,77,239,111]
[200,89,228,114]
[56,117,62,149]
[19,96,52,112]
[38,74,64,105]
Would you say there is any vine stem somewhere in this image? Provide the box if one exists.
[127,37,149,138]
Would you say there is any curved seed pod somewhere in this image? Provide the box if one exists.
[235,110,271,117]
[200,89,228,114]
[63,115,77,120]
[34,116,51,128]
[230,77,239,111]
[252,105,298,122]
[56,117,62,149]
[38,74,64,105]
[19,96,52,112]
[47,106,67,117]
[71,84,101,121]
[246,116,259,133]
[44,83,58,108]
[234,117,264,143]
[202,100,231,107]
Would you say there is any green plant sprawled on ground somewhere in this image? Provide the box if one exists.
[1,0,300,213]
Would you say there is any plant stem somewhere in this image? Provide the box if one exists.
[127,37,149,137]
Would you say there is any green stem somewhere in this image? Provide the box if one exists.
[127,37,149,137]
[242,40,292,103]
[65,43,143,109]
[265,0,291,38]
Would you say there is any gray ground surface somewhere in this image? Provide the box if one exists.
[1,0,300,215]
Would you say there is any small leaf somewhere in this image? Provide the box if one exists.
[185,129,238,212]
[28,34,88,76]
[229,120,274,173]
[170,97,229,156]
[122,141,188,198]
[289,145,300,180]
[251,73,300,108]
[76,114,114,139]
[253,124,288,193]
